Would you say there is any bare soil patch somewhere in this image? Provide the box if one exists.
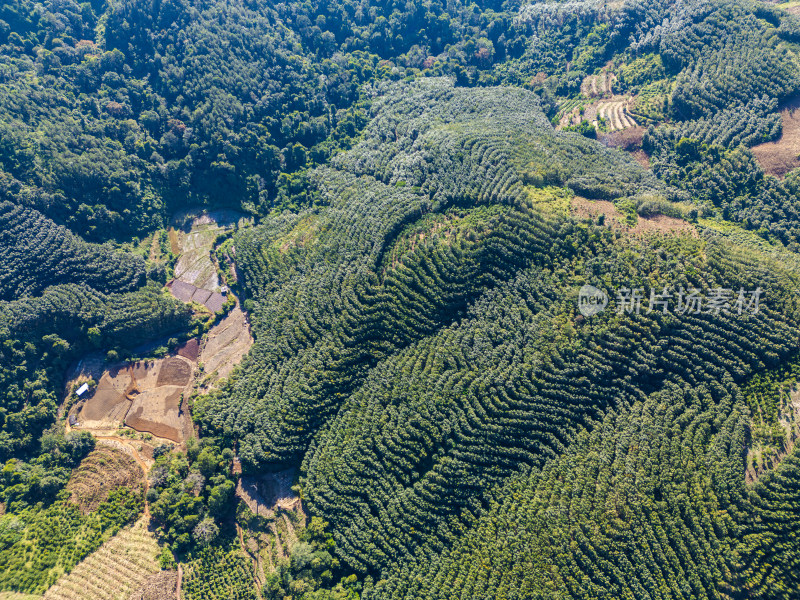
[600,126,646,151]
[67,446,144,514]
[752,97,800,177]
[156,357,192,387]
[126,387,187,443]
[80,371,131,425]
[167,280,195,303]
[71,308,251,441]
[75,357,194,443]
[236,469,300,518]
[176,338,200,361]
[167,280,226,313]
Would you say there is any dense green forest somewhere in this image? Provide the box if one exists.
[4,0,800,598]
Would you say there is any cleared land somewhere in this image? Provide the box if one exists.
[42,518,165,600]
[167,210,246,312]
[128,571,178,600]
[751,97,800,177]
[778,1,800,16]
[570,197,697,237]
[580,71,616,98]
[592,98,637,132]
[235,468,305,576]
[170,210,244,290]
[75,357,194,443]
[198,306,253,389]
[67,446,144,514]
[559,94,638,133]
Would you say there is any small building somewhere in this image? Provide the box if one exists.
[75,383,89,397]
[220,286,229,295]
[68,414,78,427]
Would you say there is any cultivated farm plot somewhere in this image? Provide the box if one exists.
[170,210,246,291]
[75,356,194,443]
[167,210,245,313]
[70,304,252,441]
[592,98,637,132]
[558,93,638,133]
[580,71,616,97]
[198,306,253,389]
[42,518,168,600]
[67,446,144,514]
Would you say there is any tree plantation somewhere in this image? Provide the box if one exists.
[2,0,800,598]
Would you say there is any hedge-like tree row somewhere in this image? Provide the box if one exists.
[196,77,800,597]
[0,201,146,301]
[195,79,664,467]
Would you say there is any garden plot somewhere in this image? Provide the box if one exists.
[580,71,616,97]
[591,98,637,132]
[42,518,166,600]
[559,93,638,133]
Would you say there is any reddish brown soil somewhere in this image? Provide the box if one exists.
[177,338,200,360]
[81,374,128,422]
[125,409,182,442]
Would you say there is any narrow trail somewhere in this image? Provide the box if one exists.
[176,564,183,600]
[93,436,152,473]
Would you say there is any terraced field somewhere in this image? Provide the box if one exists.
[580,71,616,97]
[42,518,164,600]
[593,99,637,131]
[67,446,144,514]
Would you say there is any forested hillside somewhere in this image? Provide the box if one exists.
[4,0,800,598]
